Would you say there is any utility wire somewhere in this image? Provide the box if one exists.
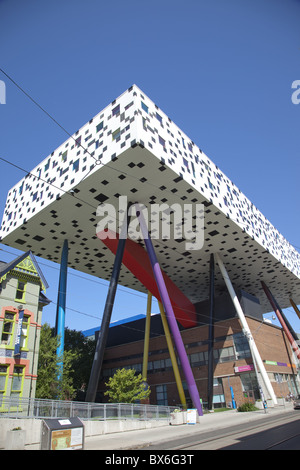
[0,67,98,163]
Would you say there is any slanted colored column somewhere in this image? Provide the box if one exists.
[86,209,130,403]
[207,253,215,410]
[135,204,203,416]
[290,298,300,321]
[261,282,300,360]
[158,301,187,410]
[142,291,152,381]
[215,253,278,405]
[55,239,68,382]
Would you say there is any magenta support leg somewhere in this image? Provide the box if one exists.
[135,204,203,416]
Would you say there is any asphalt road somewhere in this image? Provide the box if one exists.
[146,410,300,450]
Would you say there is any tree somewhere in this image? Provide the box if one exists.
[63,327,96,396]
[104,368,151,403]
[36,323,77,400]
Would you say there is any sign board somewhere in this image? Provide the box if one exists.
[234,364,254,373]
[187,408,197,424]
[51,427,83,450]
[14,309,24,357]
[41,417,84,450]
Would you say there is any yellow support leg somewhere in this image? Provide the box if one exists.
[290,298,300,320]
[142,291,152,381]
[158,301,187,410]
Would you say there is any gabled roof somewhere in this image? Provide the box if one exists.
[0,250,49,291]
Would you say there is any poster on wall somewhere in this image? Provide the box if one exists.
[14,309,24,357]
[187,408,197,424]
[51,427,83,450]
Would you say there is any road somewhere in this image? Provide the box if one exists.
[146,410,300,450]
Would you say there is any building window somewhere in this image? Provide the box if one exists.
[15,280,27,303]
[112,128,121,141]
[0,365,9,402]
[73,159,79,172]
[182,157,189,170]
[20,315,30,349]
[141,101,148,113]
[44,159,50,172]
[112,104,120,116]
[156,384,168,406]
[190,351,207,367]
[159,136,166,148]
[10,366,24,399]
[1,312,16,346]
[156,112,162,124]
[233,332,251,359]
[96,122,103,133]
[240,372,260,401]
[217,347,235,363]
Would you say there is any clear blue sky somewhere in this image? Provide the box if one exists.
[0,0,299,333]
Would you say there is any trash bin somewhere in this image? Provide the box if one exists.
[40,417,84,450]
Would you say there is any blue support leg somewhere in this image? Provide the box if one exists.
[55,239,68,385]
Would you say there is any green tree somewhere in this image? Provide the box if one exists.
[104,368,151,403]
[36,323,77,400]
[63,327,96,396]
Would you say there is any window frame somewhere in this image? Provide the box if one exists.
[1,311,16,347]
[10,366,25,399]
[156,384,168,406]
[20,314,30,350]
[112,128,121,141]
[15,280,27,303]
[0,365,9,403]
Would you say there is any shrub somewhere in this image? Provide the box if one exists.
[237,402,258,412]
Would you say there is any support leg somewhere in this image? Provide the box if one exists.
[55,239,68,382]
[290,298,300,321]
[215,253,277,405]
[207,253,215,411]
[85,210,130,403]
[158,301,187,409]
[142,291,152,381]
[261,282,300,360]
[135,204,203,416]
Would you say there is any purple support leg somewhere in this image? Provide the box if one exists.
[135,204,203,416]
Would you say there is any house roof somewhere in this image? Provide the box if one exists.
[0,250,49,291]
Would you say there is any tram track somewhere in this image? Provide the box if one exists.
[265,431,300,450]
[150,411,300,451]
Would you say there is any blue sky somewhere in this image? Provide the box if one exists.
[0,0,299,333]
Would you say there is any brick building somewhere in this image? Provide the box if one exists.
[84,292,300,409]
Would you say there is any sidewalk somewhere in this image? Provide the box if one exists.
[82,402,295,451]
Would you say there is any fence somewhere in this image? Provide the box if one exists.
[0,396,177,421]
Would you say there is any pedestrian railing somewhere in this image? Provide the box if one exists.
[0,396,176,421]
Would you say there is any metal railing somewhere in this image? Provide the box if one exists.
[0,396,177,421]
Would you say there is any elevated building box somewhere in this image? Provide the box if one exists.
[0,85,299,408]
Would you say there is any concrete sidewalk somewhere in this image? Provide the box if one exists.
[82,402,295,451]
